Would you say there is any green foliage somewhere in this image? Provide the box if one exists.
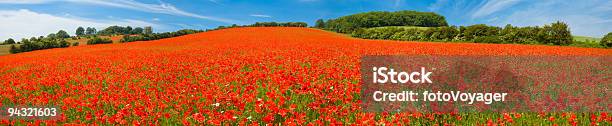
[76,27,85,36]
[323,10,448,33]
[540,21,573,45]
[121,29,203,43]
[72,42,79,46]
[249,22,308,27]
[47,33,56,38]
[87,37,112,45]
[98,26,146,35]
[3,38,16,44]
[473,36,502,43]
[10,37,70,54]
[56,30,71,38]
[9,45,19,53]
[600,32,612,48]
[85,27,97,35]
[132,27,144,34]
[462,24,500,41]
[208,22,309,31]
[351,21,585,47]
[314,19,325,28]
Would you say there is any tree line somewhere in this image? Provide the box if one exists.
[9,30,71,53]
[120,29,203,43]
[314,10,448,33]
[351,22,576,46]
[120,22,308,43]
[6,25,154,54]
[95,26,152,36]
[209,22,309,31]
[315,10,611,48]
[602,32,612,48]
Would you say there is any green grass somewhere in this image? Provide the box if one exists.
[573,36,601,42]
[0,44,18,56]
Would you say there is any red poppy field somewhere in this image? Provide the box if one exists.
[0,27,610,125]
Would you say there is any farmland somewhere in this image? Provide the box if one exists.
[0,45,16,56]
[574,36,602,42]
[64,35,124,45]
[0,27,610,125]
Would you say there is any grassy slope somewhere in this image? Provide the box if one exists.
[573,36,601,42]
[0,44,16,56]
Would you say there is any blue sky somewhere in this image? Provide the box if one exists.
[0,0,610,40]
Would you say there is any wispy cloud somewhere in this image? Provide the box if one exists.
[471,0,522,18]
[0,0,49,4]
[0,9,159,40]
[250,14,272,18]
[393,0,403,8]
[0,0,238,24]
[496,0,612,37]
[427,0,449,11]
[298,0,318,2]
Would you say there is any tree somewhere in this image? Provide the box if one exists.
[9,45,19,54]
[5,38,15,44]
[547,21,572,45]
[76,27,85,36]
[315,19,325,28]
[56,30,70,38]
[322,10,448,33]
[132,27,144,34]
[463,24,500,41]
[601,32,612,48]
[86,27,97,35]
[87,37,112,45]
[144,26,153,34]
[47,33,56,38]
[125,26,133,34]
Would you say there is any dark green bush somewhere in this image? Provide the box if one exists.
[473,36,503,43]
[10,38,69,54]
[601,32,612,48]
[87,37,112,45]
[121,29,203,43]
[322,10,448,33]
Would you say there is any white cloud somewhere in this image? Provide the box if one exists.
[0,9,159,40]
[249,14,272,18]
[0,0,238,24]
[472,0,522,18]
[427,0,449,11]
[496,0,612,37]
[394,0,403,8]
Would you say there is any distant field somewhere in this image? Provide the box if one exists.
[65,35,123,45]
[573,36,601,42]
[0,44,15,55]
